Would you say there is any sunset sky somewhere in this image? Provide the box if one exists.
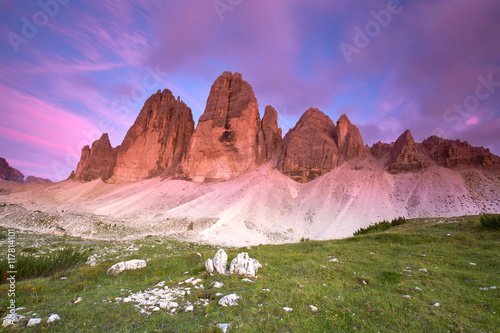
[1,0,499,180]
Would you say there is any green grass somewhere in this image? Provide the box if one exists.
[0,248,87,283]
[0,216,499,332]
[480,213,500,229]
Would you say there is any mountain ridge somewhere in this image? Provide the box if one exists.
[70,71,500,184]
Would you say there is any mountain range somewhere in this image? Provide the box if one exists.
[0,71,499,245]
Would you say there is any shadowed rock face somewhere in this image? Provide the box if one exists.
[179,72,265,182]
[422,136,500,169]
[261,105,283,160]
[110,90,195,183]
[335,114,365,162]
[74,133,117,182]
[277,110,365,183]
[0,157,24,182]
[386,130,430,173]
[277,108,339,183]
[370,141,392,160]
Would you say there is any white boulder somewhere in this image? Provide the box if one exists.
[107,259,147,275]
[229,253,262,278]
[213,249,228,275]
[205,259,214,273]
[218,293,240,307]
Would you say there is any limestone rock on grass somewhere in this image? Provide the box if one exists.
[205,259,214,273]
[213,249,228,275]
[27,318,41,327]
[47,314,60,323]
[218,294,240,307]
[107,259,147,275]
[229,252,262,278]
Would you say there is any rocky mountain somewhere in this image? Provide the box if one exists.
[261,105,282,160]
[277,109,364,183]
[277,108,339,182]
[25,176,52,184]
[422,135,500,168]
[386,130,430,173]
[109,90,195,183]
[178,72,266,182]
[74,133,117,182]
[70,71,499,185]
[0,157,24,182]
[335,114,365,162]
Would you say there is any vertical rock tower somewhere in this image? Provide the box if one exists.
[179,72,277,182]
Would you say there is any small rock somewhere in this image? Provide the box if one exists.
[242,278,254,283]
[218,293,240,307]
[152,307,160,312]
[74,297,83,303]
[283,307,293,313]
[213,281,224,289]
[329,258,339,262]
[2,314,20,327]
[107,259,147,275]
[190,278,202,286]
[47,314,60,324]
[432,302,440,307]
[415,287,422,291]
[403,295,410,298]
[185,305,194,312]
[217,323,230,333]
[469,262,476,266]
[60,277,67,280]
[27,318,42,327]
[205,259,214,273]
[419,268,428,273]
[215,293,223,297]
[309,305,318,312]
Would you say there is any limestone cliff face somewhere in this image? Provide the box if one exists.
[335,114,365,162]
[422,136,500,169]
[277,108,339,183]
[261,105,283,160]
[109,90,194,183]
[0,157,24,182]
[386,130,430,173]
[179,72,265,182]
[74,133,116,182]
[277,110,365,183]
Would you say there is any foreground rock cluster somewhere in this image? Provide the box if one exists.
[69,71,499,184]
[205,249,262,278]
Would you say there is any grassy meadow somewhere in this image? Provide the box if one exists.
[0,215,498,332]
